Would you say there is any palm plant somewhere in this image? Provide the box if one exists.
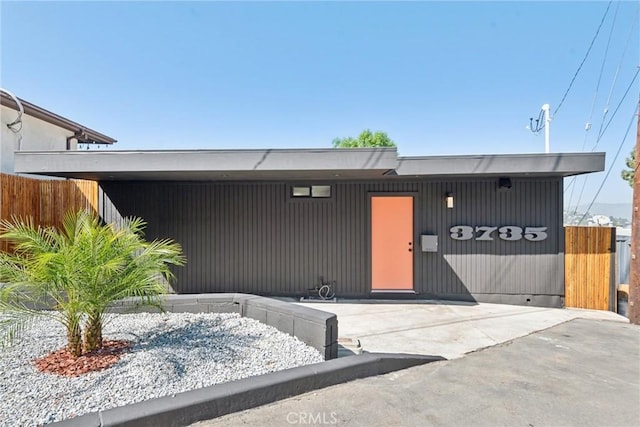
[0,214,87,355]
[0,210,185,356]
[75,214,185,351]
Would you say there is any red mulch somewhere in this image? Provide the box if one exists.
[33,340,132,377]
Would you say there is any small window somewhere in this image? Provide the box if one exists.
[311,185,331,198]
[292,186,311,197]
[290,185,333,199]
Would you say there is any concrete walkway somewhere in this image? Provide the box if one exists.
[296,300,627,359]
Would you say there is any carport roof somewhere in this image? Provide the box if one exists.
[13,148,605,181]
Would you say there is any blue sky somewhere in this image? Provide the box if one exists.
[1,1,638,207]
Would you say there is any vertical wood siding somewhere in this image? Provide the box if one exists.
[565,226,615,310]
[1,173,98,252]
[100,178,563,304]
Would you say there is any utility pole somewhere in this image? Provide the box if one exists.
[528,104,551,153]
[629,98,640,325]
[542,104,551,153]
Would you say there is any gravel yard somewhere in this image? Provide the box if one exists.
[0,312,323,426]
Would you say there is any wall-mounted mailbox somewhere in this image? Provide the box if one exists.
[421,235,438,252]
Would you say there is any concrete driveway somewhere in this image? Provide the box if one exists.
[196,318,640,427]
[297,300,627,359]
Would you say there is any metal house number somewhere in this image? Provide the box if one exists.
[449,226,548,242]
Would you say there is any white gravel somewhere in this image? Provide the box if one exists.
[0,312,323,426]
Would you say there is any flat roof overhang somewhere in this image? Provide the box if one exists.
[13,148,398,181]
[13,149,605,181]
[394,152,605,178]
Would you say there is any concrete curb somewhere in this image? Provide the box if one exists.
[53,353,445,427]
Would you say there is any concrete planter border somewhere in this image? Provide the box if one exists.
[49,293,445,427]
[108,293,338,360]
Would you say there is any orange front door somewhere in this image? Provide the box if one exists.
[371,196,414,291]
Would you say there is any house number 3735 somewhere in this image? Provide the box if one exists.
[449,226,548,242]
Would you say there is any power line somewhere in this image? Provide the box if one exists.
[565,177,576,192]
[553,0,613,118]
[566,4,638,217]
[595,67,640,148]
[599,2,639,134]
[581,0,620,151]
[571,176,589,217]
[567,8,639,215]
[577,103,638,225]
[570,67,640,215]
[564,176,577,214]
[567,2,620,213]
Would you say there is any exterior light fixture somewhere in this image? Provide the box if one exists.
[445,192,454,209]
[498,177,512,192]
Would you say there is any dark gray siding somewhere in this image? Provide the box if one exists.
[100,178,563,306]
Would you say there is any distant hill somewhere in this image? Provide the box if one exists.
[576,203,632,220]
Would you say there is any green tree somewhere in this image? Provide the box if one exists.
[332,129,396,148]
[0,210,185,355]
[621,150,635,187]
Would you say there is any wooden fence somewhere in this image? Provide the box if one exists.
[565,226,616,311]
[0,173,98,252]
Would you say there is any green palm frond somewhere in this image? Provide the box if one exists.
[0,218,57,256]
[0,312,35,348]
[0,209,185,352]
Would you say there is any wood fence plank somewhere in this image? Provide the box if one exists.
[565,226,613,310]
[1,173,98,253]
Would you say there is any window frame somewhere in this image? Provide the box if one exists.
[288,184,335,202]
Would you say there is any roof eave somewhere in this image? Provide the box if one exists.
[395,152,605,178]
[14,148,398,181]
[1,92,117,145]
[14,150,605,181]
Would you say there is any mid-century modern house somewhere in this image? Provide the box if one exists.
[14,146,605,308]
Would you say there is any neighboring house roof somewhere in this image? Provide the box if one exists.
[14,148,605,181]
[1,92,117,145]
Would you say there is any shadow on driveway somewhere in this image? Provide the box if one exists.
[197,319,640,427]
